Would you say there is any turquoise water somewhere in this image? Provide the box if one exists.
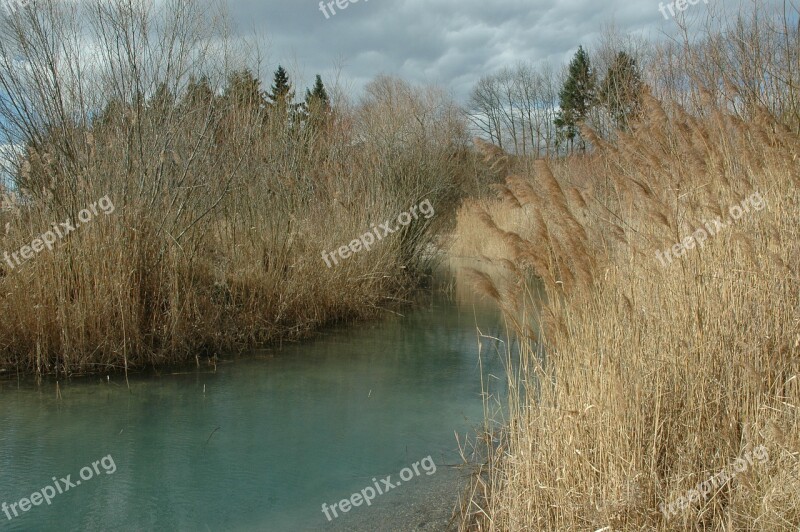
[0,281,509,531]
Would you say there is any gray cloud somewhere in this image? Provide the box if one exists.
[224,0,782,103]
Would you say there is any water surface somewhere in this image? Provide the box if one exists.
[0,266,510,531]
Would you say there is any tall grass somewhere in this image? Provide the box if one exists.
[0,0,486,376]
[456,89,800,530]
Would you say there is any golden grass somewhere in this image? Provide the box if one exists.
[457,92,800,530]
[0,77,485,377]
[0,0,509,377]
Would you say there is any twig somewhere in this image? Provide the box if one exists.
[206,426,220,445]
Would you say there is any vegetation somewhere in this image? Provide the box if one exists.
[554,45,596,153]
[455,4,800,531]
[598,51,643,130]
[0,2,798,527]
[0,0,490,377]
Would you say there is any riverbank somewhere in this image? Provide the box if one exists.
[0,262,504,531]
[0,1,509,378]
[455,90,800,529]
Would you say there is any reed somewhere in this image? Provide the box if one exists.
[0,0,487,376]
[456,88,800,530]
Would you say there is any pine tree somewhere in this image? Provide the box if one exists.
[600,51,643,130]
[266,65,295,107]
[306,75,329,108]
[223,69,265,110]
[266,65,302,130]
[554,45,596,153]
[303,74,331,130]
[184,75,215,109]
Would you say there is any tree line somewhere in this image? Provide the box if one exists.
[117,66,332,132]
[468,2,800,157]
[467,45,643,157]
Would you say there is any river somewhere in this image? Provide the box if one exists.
[0,262,510,531]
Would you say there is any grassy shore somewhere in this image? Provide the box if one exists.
[454,87,800,529]
[0,1,494,377]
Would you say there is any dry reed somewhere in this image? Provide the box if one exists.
[457,89,800,530]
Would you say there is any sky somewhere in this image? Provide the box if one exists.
[222,0,781,105]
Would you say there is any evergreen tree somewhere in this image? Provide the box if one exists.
[266,65,302,130]
[305,74,329,109]
[94,98,128,129]
[599,51,643,130]
[554,45,596,153]
[223,69,265,110]
[266,65,295,107]
[303,74,331,130]
[149,81,175,118]
[184,75,215,109]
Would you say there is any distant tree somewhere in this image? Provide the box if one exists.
[183,75,215,110]
[305,74,329,110]
[266,65,302,128]
[223,69,265,110]
[554,45,596,153]
[302,74,331,130]
[149,81,175,120]
[468,74,505,149]
[266,65,295,107]
[599,51,644,130]
[468,63,560,157]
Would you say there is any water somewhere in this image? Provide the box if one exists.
[0,266,510,531]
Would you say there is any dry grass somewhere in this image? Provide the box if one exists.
[457,90,800,530]
[0,0,493,377]
[0,88,480,376]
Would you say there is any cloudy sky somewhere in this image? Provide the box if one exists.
[221,0,779,104]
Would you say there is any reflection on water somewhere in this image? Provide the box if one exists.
[0,259,512,531]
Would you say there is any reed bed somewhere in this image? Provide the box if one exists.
[456,90,800,530]
[0,0,487,377]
